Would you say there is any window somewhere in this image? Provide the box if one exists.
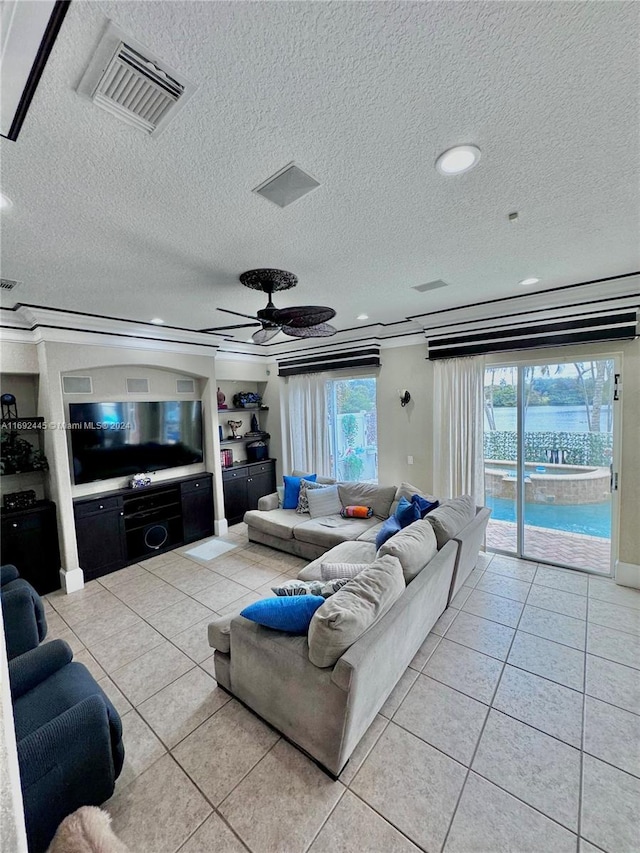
[326,377,378,482]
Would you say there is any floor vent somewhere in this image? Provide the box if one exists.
[77,22,197,136]
[0,278,21,290]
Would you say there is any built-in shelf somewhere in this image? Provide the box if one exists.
[220,434,270,446]
[217,407,269,413]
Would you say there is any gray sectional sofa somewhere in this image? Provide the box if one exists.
[245,479,396,561]
[210,485,490,776]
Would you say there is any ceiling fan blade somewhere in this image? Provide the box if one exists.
[274,305,336,328]
[217,307,262,322]
[199,322,261,332]
[282,323,337,338]
[252,326,281,344]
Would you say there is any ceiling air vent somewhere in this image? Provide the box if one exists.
[0,278,20,290]
[413,279,449,293]
[254,163,320,208]
[77,21,197,136]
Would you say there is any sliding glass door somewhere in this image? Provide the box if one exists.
[484,357,619,574]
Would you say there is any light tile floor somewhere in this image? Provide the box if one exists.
[43,528,640,853]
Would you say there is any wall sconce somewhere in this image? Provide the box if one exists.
[398,389,411,407]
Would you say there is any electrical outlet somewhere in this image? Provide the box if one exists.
[407,455,414,465]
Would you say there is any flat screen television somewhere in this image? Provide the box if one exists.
[68,400,203,485]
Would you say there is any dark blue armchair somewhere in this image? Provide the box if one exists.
[1,565,48,660]
[9,639,125,852]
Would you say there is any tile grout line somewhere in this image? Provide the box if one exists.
[439,565,550,852]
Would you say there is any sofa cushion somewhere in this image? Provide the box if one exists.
[375,515,401,549]
[296,479,327,514]
[307,555,405,668]
[356,520,385,544]
[395,497,421,528]
[320,562,369,581]
[241,596,324,634]
[298,540,377,581]
[244,508,308,540]
[307,485,343,519]
[337,483,396,520]
[378,518,438,583]
[426,495,475,548]
[283,474,317,509]
[294,515,380,550]
[390,482,438,515]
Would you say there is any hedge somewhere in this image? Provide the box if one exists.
[484,430,612,466]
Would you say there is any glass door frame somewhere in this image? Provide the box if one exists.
[486,351,621,577]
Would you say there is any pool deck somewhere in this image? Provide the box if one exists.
[486,518,611,573]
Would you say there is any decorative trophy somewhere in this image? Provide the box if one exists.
[228,419,243,439]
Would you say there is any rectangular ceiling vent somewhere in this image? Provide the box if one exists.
[176,379,195,394]
[413,279,449,293]
[77,21,197,136]
[0,278,20,290]
[126,378,149,394]
[62,376,92,394]
[254,163,321,208]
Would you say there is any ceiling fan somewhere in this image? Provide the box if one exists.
[200,268,337,344]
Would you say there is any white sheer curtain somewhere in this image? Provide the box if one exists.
[282,373,332,477]
[433,356,485,505]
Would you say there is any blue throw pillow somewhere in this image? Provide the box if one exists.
[375,514,402,549]
[412,494,440,518]
[241,595,324,634]
[282,474,317,509]
[395,496,421,528]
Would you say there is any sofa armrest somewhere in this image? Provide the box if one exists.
[449,506,491,600]
[1,564,20,586]
[257,492,279,511]
[18,695,117,852]
[9,639,73,699]
[1,584,45,660]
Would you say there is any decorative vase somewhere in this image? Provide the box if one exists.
[217,387,227,409]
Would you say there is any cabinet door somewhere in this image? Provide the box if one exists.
[246,470,275,510]
[75,510,125,579]
[1,505,61,595]
[223,477,247,525]
[182,487,214,543]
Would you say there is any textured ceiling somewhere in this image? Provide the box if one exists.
[1,1,639,342]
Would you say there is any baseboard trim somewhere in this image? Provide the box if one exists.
[60,567,84,593]
[614,560,640,590]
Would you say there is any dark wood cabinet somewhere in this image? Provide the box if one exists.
[73,473,214,579]
[1,501,61,594]
[75,502,125,581]
[180,477,214,543]
[222,460,276,525]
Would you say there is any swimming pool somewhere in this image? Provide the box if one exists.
[486,496,611,539]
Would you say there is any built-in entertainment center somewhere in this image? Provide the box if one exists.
[73,473,214,581]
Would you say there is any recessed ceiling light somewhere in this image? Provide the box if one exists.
[357,314,369,321]
[151,317,164,324]
[0,192,13,211]
[519,277,540,286]
[435,145,481,175]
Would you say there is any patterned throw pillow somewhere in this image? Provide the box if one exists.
[296,479,327,514]
[271,578,351,597]
[320,562,369,581]
[340,505,373,518]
